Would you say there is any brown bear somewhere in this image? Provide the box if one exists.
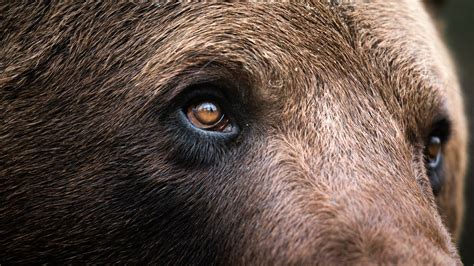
[0,1,468,264]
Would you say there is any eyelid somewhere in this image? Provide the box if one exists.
[428,118,452,143]
[152,61,245,108]
[180,85,229,112]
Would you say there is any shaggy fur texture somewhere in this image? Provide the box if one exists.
[0,1,468,264]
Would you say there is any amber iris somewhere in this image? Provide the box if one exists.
[427,136,441,166]
[186,101,231,132]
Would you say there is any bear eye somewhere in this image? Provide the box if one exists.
[186,100,232,132]
[426,136,442,168]
[424,135,446,196]
[423,118,451,196]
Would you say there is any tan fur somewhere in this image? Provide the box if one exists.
[0,1,467,264]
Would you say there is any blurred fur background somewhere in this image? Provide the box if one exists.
[443,0,474,264]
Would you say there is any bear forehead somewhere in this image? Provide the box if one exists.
[136,2,449,133]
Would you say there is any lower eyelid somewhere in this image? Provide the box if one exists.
[428,153,442,168]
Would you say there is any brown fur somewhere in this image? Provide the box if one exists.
[0,1,468,264]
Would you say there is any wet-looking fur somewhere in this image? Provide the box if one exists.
[0,1,468,264]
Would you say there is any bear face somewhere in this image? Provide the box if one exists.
[0,1,467,264]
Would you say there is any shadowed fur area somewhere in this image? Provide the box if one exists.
[0,1,468,264]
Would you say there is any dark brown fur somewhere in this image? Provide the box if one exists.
[0,1,468,264]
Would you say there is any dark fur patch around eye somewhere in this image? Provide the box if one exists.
[429,118,451,143]
[424,0,446,8]
[423,0,447,16]
[155,84,244,167]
